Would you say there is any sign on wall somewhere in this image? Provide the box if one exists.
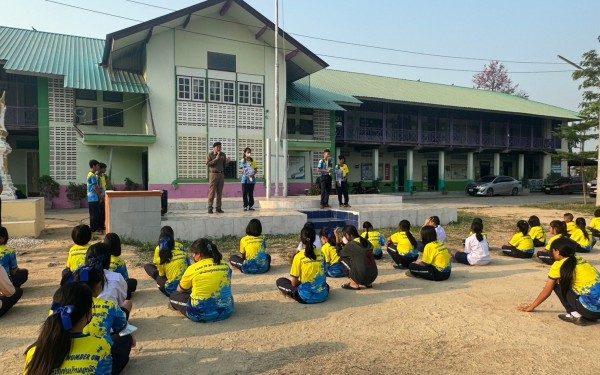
[288,156,305,179]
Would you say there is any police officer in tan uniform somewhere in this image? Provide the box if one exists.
[206,142,230,214]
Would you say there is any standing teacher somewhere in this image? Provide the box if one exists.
[206,142,230,214]
[316,149,333,209]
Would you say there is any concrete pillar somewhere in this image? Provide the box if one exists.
[336,147,341,164]
[467,152,474,184]
[542,154,552,179]
[494,153,501,175]
[438,151,445,191]
[561,159,568,176]
[373,148,379,180]
[518,154,525,180]
[407,149,414,192]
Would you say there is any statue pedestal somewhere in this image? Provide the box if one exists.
[0,173,17,200]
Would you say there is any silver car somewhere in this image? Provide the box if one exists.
[466,175,522,197]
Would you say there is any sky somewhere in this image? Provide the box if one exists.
[2,0,599,113]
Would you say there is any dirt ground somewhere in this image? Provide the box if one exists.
[3,206,600,375]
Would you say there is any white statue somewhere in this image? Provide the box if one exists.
[0,91,17,200]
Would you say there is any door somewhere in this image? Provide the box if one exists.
[142,151,148,190]
[503,161,513,178]
[427,160,438,191]
[27,151,39,196]
[480,161,490,177]
[397,159,406,192]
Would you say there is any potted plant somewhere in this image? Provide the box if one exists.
[66,182,87,208]
[38,175,60,210]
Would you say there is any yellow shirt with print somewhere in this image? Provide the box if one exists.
[240,235,266,261]
[179,258,232,302]
[590,217,600,232]
[549,256,600,295]
[83,297,126,345]
[66,244,91,272]
[291,249,326,284]
[321,243,340,266]
[528,226,546,243]
[509,232,534,251]
[570,228,592,248]
[361,231,383,252]
[336,164,349,179]
[153,241,186,265]
[157,248,189,284]
[545,234,564,251]
[390,232,415,254]
[25,334,112,375]
[566,221,576,235]
[422,241,451,272]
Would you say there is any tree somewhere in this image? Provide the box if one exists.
[554,35,600,204]
[472,60,529,99]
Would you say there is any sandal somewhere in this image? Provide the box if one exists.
[341,283,360,290]
[364,284,373,289]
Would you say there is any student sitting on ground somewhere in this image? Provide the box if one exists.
[61,224,92,286]
[417,216,446,251]
[320,227,345,278]
[518,237,600,326]
[230,219,271,274]
[386,220,419,269]
[501,220,534,258]
[528,215,547,247]
[24,283,111,375]
[288,222,322,263]
[537,220,571,265]
[276,226,329,303]
[462,218,487,246]
[146,233,188,297]
[571,217,594,253]
[587,209,600,239]
[74,266,133,375]
[144,226,188,281]
[0,266,22,318]
[564,212,576,235]
[104,233,137,300]
[407,226,451,281]
[0,226,28,288]
[339,225,378,290]
[169,239,234,322]
[453,220,491,266]
[361,221,386,260]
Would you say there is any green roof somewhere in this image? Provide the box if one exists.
[0,27,148,94]
[296,69,579,120]
[287,82,358,111]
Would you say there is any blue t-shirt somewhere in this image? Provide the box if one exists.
[239,159,257,184]
[87,172,99,203]
[0,245,17,282]
[317,158,333,177]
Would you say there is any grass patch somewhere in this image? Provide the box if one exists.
[523,202,597,215]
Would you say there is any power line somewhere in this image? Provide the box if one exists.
[125,0,568,66]
[45,0,573,74]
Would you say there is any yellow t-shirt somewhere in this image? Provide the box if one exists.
[66,244,91,272]
[590,217,600,231]
[240,235,266,261]
[566,221,576,235]
[528,226,546,243]
[179,258,232,303]
[83,297,127,345]
[545,234,563,251]
[570,228,592,248]
[335,164,349,179]
[549,256,600,294]
[389,231,416,255]
[361,231,384,252]
[156,247,188,294]
[25,334,112,375]
[509,233,534,252]
[321,243,340,266]
[153,241,186,265]
[291,249,326,284]
[422,241,451,272]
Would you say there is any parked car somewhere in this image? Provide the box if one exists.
[544,176,583,195]
[466,176,522,197]
[588,179,597,197]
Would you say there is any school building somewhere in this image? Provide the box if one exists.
[0,0,578,207]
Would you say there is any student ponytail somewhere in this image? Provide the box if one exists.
[301,226,317,260]
[362,221,373,240]
[158,234,175,265]
[344,225,370,248]
[25,283,93,375]
[550,220,568,237]
[320,227,337,246]
[575,217,589,241]
[399,220,418,248]
[85,243,111,271]
[471,221,484,242]
[190,238,222,265]
[553,237,578,298]
[516,220,529,236]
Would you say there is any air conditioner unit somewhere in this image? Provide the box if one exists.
[75,107,94,124]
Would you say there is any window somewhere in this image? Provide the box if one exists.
[209,80,221,102]
[238,82,250,105]
[287,118,296,134]
[103,108,123,127]
[207,52,236,72]
[75,90,97,101]
[177,76,191,100]
[298,119,313,134]
[103,91,123,102]
[191,78,205,101]
[75,107,97,125]
[223,81,235,104]
[251,84,263,106]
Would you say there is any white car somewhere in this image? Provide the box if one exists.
[588,180,597,197]
[466,175,522,197]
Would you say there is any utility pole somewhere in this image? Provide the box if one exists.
[274,0,280,196]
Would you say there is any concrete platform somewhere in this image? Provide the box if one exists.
[3,198,44,237]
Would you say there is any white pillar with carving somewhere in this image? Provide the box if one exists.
[518,154,525,180]
[0,92,17,200]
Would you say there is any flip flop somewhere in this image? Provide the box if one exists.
[364,284,373,289]
[341,283,360,290]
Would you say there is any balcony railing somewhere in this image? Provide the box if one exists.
[336,125,559,151]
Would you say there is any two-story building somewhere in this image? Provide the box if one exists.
[0,0,578,206]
